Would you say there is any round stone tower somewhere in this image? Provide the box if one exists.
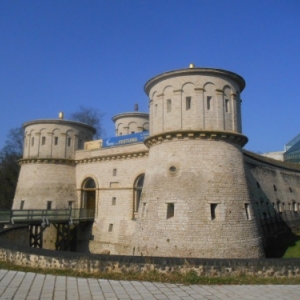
[13,115,96,210]
[112,112,149,136]
[132,65,264,258]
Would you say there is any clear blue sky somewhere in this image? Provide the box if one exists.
[0,0,299,153]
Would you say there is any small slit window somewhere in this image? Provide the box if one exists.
[68,137,71,147]
[20,200,25,210]
[210,203,217,220]
[112,197,116,205]
[41,136,46,145]
[108,224,113,232]
[186,97,191,110]
[113,169,117,176]
[167,99,171,113]
[47,201,52,210]
[167,203,174,219]
[225,99,229,113]
[256,182,260,188]
[277,201,282,213]
[273,184,277,191]
[54,137,58,145]
[31,137,34,146]
[245,203,251,220]
[289,187,293,193]
[207,96,212,110]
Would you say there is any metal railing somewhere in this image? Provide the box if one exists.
[0,209,95,224]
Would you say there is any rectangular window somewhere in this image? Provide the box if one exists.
[166,203,174,219]
[108,224,113,232]
[225,99,229,113]
[186,97,191,110]
[293,202,297,212]
[167,99,171,113]
[47,201,52,210]
[245,203,251,220]
[207,96,212,110]
[42,136,46,145]
[210,203,217,220]
[68,137,71,147]
[54,137,58,145]
[112,197,116,205]
[113,169,117,176]
[20,200,25,210]
[68,201,73,209]
[31,137,34,146]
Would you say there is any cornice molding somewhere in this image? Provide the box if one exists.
[75,150,149,164]
[144,130,248,147]
[19,158,75,165]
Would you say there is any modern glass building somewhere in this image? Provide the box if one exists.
[284,133,300,163]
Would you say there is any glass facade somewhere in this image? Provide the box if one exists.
[284,139,300,163]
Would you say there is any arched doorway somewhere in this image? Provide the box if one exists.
[81,177,96,214]
[133,174,144,219]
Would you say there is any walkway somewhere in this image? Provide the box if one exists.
[1,269,300,300]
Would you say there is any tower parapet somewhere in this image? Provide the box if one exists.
[23,119,96,160]
[112,112,149,136]
[145,67,245,135]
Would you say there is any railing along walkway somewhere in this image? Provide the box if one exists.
[0,209,94,225]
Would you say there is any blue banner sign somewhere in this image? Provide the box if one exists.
[102,131,149,148]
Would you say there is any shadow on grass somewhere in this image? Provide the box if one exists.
[265,229,300,258]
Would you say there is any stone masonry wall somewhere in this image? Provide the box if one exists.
[75,143,149,255]
[1,238,300,278]
[133,138,264,259]
[244,151,300,246]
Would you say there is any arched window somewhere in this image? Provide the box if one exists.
[133,174,144,219]
[81,177,96,217]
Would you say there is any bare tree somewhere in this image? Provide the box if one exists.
[69,106,105,139]
[0,127,23,209]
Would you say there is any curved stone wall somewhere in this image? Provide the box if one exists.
[112,112,149,136]
[23,119,95,159]
[132,137,263,258]
[145,68,244,135]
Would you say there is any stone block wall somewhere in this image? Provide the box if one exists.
[244,151,300,246]
[1,238,300,278]
[75,143,149,255]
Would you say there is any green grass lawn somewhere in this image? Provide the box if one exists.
[283,234,300,258]
[265,230,300,258]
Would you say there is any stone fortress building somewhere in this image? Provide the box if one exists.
[12,65,300,259]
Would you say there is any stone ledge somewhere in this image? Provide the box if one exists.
[145,130,248,148]
[19,158,75,165]
[75,151,149,164]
